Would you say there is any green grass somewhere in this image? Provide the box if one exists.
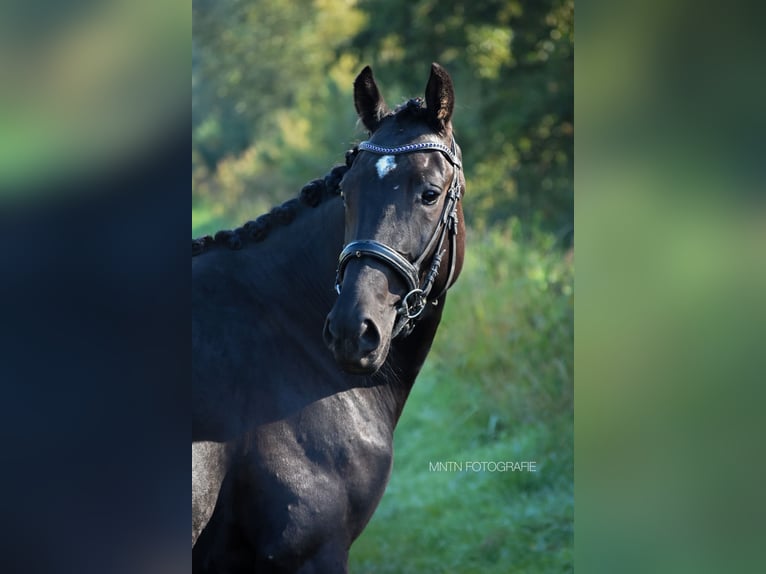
[349,222,573,573]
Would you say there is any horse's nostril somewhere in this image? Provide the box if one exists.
[324,313,380,361]
[359,319,380,354]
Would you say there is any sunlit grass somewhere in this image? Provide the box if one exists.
[350,223,573,573]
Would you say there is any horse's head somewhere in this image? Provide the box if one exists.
[323,63,465,374]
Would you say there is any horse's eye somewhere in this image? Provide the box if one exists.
[421,189,440,205]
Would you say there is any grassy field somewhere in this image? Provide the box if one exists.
[349,224,573,573]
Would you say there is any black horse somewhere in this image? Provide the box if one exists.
[193,63,466,573]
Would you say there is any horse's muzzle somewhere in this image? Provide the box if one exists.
[323,310,384,374]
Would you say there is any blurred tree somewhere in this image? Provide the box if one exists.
[193,0,314,162]
[193,0,366,212]
[350,0,573,234]
[192,0,573,235]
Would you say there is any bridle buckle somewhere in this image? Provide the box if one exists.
[400,288,426,319]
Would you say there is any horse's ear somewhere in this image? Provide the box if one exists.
[354,66,387,133]
[424,62,455,131]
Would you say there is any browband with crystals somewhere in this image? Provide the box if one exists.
[358,140,461,168]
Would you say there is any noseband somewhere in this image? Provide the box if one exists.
[335,138,462,339]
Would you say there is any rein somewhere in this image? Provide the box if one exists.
[335,138,462,339]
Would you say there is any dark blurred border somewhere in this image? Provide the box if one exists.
[0,124,189,574]
[0,2,189,572]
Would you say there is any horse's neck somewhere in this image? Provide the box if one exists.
[375,301,446,425]
[194,195,443,432]
[249,195,444,427]
[244,197,344,306]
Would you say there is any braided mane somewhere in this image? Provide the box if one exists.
[192,149,359,256]
[192,100,433,257]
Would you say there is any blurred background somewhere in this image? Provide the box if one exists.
[576,1,766,573]
[193,1,574,572]
[192,0,573,238]
[0,0,188,196]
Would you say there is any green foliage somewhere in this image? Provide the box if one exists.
[192,0,573,233]
[349,0,573,231]
[193,0,367,220]
[350,224,573,572]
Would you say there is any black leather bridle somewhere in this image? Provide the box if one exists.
[334,138,463,338]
